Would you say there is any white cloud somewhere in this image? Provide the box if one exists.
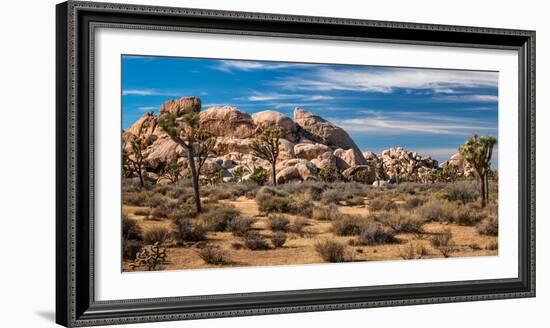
[435,94,499,102]
[243,92,334,102]
[275,67,498,94]
[213,60,320,73]
[122,89,178,96]
[331,111,497,136]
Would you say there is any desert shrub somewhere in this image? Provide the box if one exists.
[400,242,428,260]
[477,216,498,236]
[318,165,340,182]
[133,208,150,216]
[242,231,270,250]
[168,203,199,221]
[331,215,366,236]
[346,195,365,206]
[249,167,268,186]
[383,210,426,233]
[396,182,420,195]
[123,191,149,206]
[314,239,352,263]
[311,204,342,221]
[173,219,207,243]
[357,224,397,245]
[292,194,314,217]
[122,215,142,240]
[227,216,257,236]
[122,239,144,260]
[199,204,240,231]
[142,227,170,245]
[431,228,453,248]
[417,199,456,222]
[267,214,290,232]
[453,204,485,226]
[271,232,287,248]
[404,196,425,209]
[151,205,170,218]
[443,181,479,204]
[368,198,397,212]
[196,246,229,265]
[257,195,296,214]
[290,217,309,236]
[321,189,346,204]
[486,240,499,250]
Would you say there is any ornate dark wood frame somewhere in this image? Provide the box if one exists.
[56,1,536,326]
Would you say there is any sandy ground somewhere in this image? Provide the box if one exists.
[123,196,498,271]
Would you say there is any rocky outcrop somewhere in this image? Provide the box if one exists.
[160,96,201,115]
[440,152,475,177]
[251,110,298,142]
[199,106,256,138]
[342,165,376,184]
[123,97,463,185]
[276,159,318,184]
[294,143,332,160]
[293,108,366,165]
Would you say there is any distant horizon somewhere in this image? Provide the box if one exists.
[122,55,499,166]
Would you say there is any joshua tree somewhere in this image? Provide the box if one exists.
[459,134,497,207]
[158,104,205,213]
[249,127,283,185]
[123,136,146,187]
[194,129,215,176]
[159,159,183,184]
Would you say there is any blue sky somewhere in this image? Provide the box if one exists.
[122,55,499,166]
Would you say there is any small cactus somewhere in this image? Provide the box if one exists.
[130,242,167,271]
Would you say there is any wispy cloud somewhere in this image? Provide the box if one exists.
[274,67,498,94]
[213,60,319,73]
[241,92,334,102]
[122,89,179,97]
[331,110,497,136]
[433,94,498,103]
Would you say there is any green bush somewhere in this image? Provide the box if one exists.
[173,219,207,242]
[267,214,290,232]
[443,181,479,204]
[227,216,257,236]
[453,204,485,226]
[311,204,341,221]
[357,224,397,245]
[122,214,142,240]
[249,167,268,186]
[242,231,270,250]
[417,199,456,222]
[257,195,296,214]
[142,227,170,245]
[383,210,426,233]
[331,215,366,236]
[199,204,240,231]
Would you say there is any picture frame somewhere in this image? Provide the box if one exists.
[56,1,535,326]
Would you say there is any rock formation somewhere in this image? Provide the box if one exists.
[122,97,462,185]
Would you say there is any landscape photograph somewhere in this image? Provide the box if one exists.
[121,55,499,272]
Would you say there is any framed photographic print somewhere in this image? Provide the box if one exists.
[56,1,535,326]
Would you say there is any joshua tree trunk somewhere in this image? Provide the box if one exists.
[137,165,144,188]
[186,146,202,213]
[271,162,277,186]
[480,174,487,208]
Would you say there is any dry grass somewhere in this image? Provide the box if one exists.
[122,180,499,271]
